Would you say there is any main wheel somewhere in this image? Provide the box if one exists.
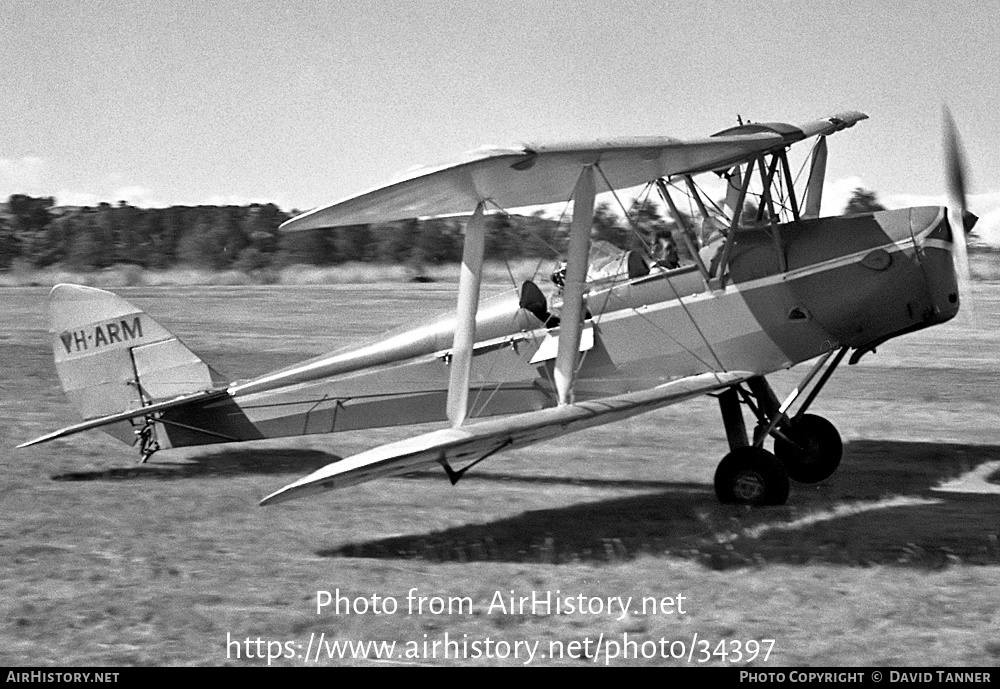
[773,413,842,483]
[714,447,790,506]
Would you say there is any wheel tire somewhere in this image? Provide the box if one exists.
[773,413,842,484]
[714,447,790,506]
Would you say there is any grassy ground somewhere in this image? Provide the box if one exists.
[1,281,999,666]
[1,249,997,288]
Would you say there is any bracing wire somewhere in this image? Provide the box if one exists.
[595,165,655,256]
[475,199,560,401]
[481,199,521,294]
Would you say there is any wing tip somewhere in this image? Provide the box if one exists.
[17,428,71,448]
[258,492,284,507]
[259,475,336,507]
[259,485,295,507]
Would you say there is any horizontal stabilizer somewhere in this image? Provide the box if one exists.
[18,389,230,448]
[260,370,753,506]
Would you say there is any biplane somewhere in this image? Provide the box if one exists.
[20,109,976,508]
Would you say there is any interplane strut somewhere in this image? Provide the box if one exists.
[555,165,596,405]
[446,202,487,426]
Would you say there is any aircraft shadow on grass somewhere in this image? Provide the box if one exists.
[316,439,1000,570]
[48,438,1000,569]
[51,448,339,481]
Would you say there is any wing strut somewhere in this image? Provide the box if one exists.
[555,165,596,405]
[802,136,827,218]
[716,157,756,287]
[446,202,487,426]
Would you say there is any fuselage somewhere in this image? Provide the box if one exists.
[156,206,961,449]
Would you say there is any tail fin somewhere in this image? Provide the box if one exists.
[49,284,224,444]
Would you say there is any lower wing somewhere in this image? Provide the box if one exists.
[260,370,754,506]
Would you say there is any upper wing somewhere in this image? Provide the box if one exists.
[282,112,867,232]
[260,370,754,506]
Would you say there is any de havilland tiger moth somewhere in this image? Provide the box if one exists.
[19,109,978,508]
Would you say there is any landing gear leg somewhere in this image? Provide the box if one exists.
[752,347,848,483]
[712,347,848,503]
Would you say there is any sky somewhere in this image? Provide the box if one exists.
[3,0,1000,241]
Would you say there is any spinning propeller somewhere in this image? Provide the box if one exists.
[943,106,977,308]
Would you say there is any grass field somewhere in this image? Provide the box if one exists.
[2,280,999,667]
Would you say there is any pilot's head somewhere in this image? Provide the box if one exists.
[551,261,567,287]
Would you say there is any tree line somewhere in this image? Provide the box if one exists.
[0,188,887,273]
[0,195,685,273]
